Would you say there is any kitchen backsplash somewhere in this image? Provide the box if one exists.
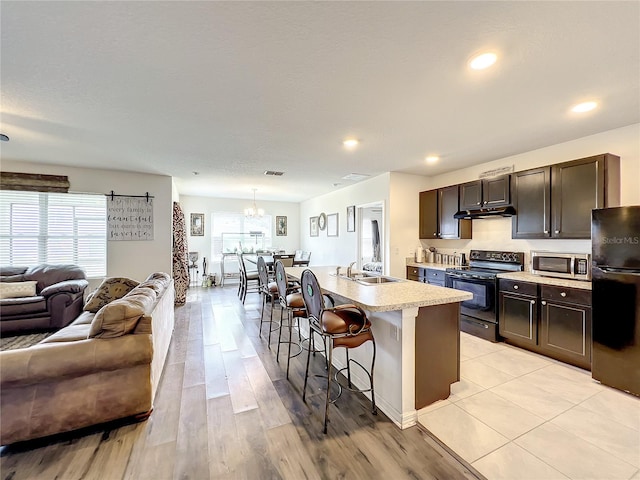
[419,216,591,271]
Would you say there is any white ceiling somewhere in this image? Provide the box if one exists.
[1,1,638,203]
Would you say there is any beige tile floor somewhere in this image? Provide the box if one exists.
[418,333,640,480]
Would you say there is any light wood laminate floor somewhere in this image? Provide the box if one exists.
[0,285,482,480]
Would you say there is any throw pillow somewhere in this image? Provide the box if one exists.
[83,277,140,313]
[0,281,38,299]
[88,294,155,338]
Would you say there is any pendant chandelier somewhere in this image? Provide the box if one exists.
[244,188,264,218]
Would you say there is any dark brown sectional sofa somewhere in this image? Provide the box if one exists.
[0,264,88,334]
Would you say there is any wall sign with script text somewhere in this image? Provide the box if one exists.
[107,197,154,241]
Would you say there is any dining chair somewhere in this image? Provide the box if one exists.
[273,254,294,267]
[257,256,280,347]
[237,252,260,304]
[293,251,311,267]
[274,260,305,379]
[300,268,377,434]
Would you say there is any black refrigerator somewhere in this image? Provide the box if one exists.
[591,206,640,396]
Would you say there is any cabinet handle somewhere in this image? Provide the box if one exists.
[560,292,567,297]
[531,300,536,305]
[513,285,519,290]
[555,230,560,234]
[544,230,549,234]
[541,301,547,305]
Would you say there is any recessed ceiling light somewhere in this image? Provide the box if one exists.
[425,156,439,164]
[469,52,497,70]
[343,138,359,149]
[571,101,598,113]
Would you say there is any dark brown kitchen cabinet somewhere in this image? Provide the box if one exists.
[460,175,511,210]
[511,167,551,239]
[407,266,425,282]
[419,187,471,240]
[551,154,619,238]
[499,280,538,348]
[499,279,592,370]
[512,153,620,239]
[425,268,445,287]
[539,285,592,370]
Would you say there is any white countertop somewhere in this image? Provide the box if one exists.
[405,262,449,271]
[497,271,592,290]
[285,266,472,312]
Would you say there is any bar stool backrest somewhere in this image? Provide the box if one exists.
[274,260,288,298]
[257,256,269,287]
[300,269,323,326]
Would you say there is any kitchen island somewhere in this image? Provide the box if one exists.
[285,266,472,429]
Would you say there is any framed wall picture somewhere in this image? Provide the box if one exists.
[327,213,338,237]
[276,215,287,236]
[310,216,319,237]
[347,205,355,232]
[190,213,204,236]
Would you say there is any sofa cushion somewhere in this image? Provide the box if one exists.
[88,291,156,339]
[25,264,86,292]
[0,274,26,283]
[84,277,140,313]
[0,266,28,277]
[0,281,38,300]
[0,296,47,316]
[40,323,92,343]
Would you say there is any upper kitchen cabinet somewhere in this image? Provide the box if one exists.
[419,186,471,240]
[552,154,619,238]
[512,153,620,239]
[459,175,511,210]
[511,167,551,239]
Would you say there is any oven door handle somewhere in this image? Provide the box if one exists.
[446,273,486,281]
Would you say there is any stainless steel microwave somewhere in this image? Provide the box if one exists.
[530,251,591,280]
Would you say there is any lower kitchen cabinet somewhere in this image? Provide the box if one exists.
[407,266,424,282]
[425,268,445,287]
[498,279,592,370]
[406,266,446,287]
[539,285,592,370]
[499,280,538,348]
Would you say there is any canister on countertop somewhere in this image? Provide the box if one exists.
[415,245,424,263]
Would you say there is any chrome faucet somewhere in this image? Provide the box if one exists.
[336,266,342,276]
[346,262,357,278]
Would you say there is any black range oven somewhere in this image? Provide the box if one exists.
[445,250,524,342]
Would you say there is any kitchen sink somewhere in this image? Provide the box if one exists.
[355,275,403,285]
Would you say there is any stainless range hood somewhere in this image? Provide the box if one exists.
[454,205,516,219]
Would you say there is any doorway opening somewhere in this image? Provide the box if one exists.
[358,202,384,275]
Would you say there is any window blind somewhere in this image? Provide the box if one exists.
[0,191,107,277]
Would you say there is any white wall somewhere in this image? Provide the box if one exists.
[178,194,300,278]
[1,160,173,283]
[300,173,391,269]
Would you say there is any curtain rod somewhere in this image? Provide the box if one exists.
[105,191,154,202]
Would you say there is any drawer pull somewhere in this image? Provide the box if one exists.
[541,301,547,305]
[560,292,567,297]
[513,285,519,290]
[531,300,536,305]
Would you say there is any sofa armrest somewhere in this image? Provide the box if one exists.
[0,334,153,388]
[40,279,88,297]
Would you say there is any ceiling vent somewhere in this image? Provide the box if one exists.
[264,170,284,176]
[342,173,370,181]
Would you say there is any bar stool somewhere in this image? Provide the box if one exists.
[274,260,305,379]
[257,256,279,347]
[299,268,377,434]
